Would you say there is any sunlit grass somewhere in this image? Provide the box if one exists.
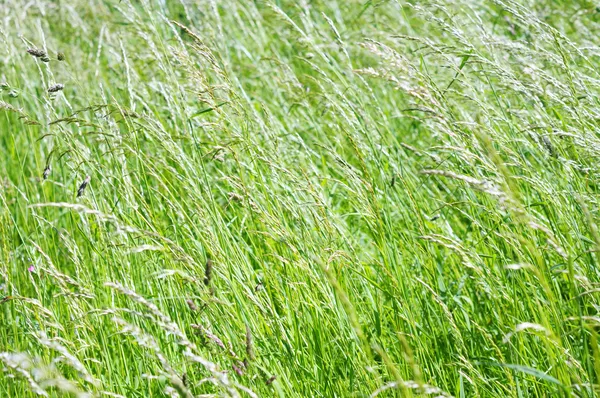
[1,0,600,396]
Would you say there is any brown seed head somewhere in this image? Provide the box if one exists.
[48,84,64,93]
[232,363,244,376]
[203,258,213,286]
[266,375,277,385]
[27,48,46,58]
[245,324,255,361]
[185,299,198,312]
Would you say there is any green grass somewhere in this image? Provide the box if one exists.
[1,0,600,396]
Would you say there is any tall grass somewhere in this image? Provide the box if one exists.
[1,0,600,396]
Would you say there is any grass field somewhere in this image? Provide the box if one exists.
[1,0,600,396]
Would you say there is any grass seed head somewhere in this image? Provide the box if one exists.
[185,299,198,312]
[43,165,51,180]
[203,258,213,286]
[48,84,64,93]
[213,149,225,162]
[191,324,225,349]
[228,192,243,202]
[540,135,556,157]
[232,363,244,376]
[77,175,91,197]
[266,375,277,385]
[27,48,46,58]
[245,324,255,361]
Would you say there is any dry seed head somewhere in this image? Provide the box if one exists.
[245,324,254,361]
[185,299,198,312]
[213,148,225,162]
[48,84,64,93]
[77,175,91,197]
[266,375,277,385]
[203,258,213,286]
[232,363,244,376]
[27,48,47,58]
[43,165,51,180]
[540,135,556,157]
[228,192,243,202]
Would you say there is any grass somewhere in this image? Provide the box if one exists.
[1,0,600,396]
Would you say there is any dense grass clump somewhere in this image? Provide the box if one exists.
[2,0,600,396]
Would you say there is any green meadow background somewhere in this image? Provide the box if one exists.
[1,1,600,396]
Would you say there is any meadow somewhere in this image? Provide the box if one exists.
[1,0,600,396]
